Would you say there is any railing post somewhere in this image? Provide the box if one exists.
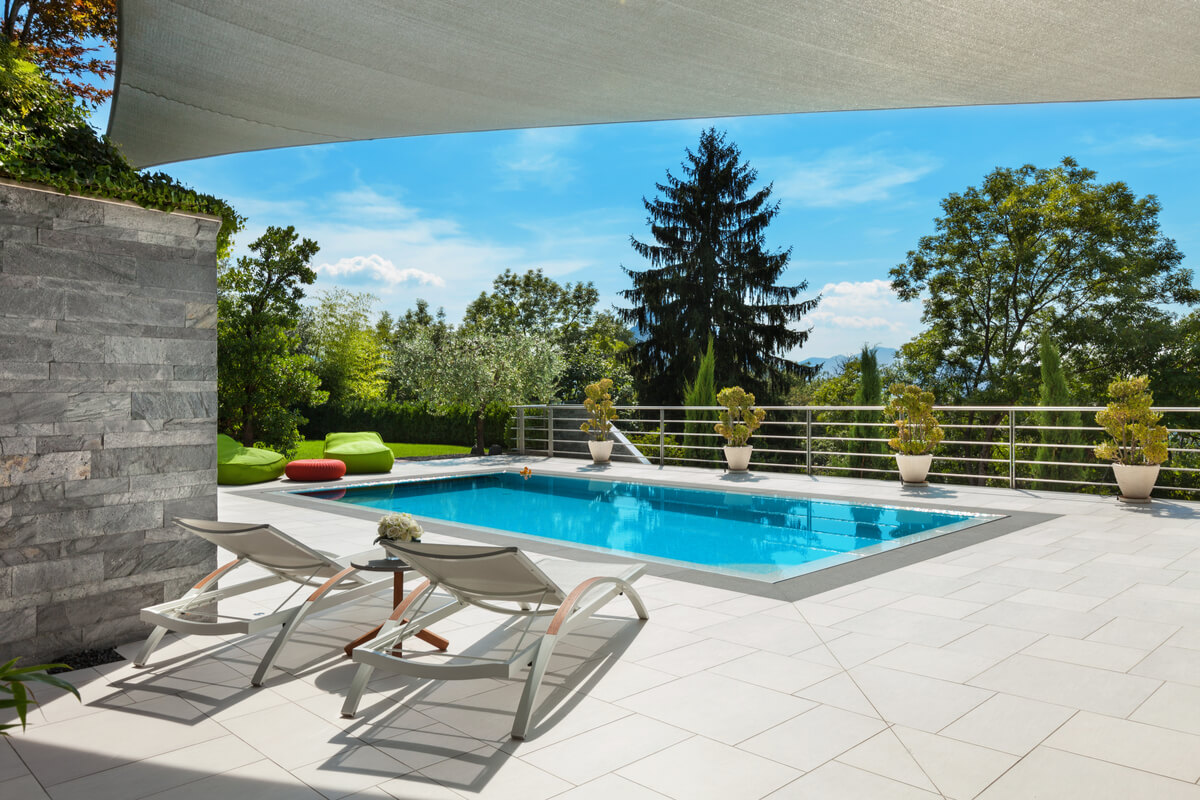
[658,408,665,467]
[1009,408,1016,489]
[547,405,555,457]
[516,407,525,454]
[806,408,813,475]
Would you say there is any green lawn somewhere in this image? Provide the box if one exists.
[292,441,471,460]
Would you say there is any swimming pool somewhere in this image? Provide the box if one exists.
[293,472,1000,582]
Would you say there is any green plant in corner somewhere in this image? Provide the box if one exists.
[714,386,765,447]
[885,383,944,455]
[0,658,79,735]
[1095,376,1169,466]
[580,378,618,441]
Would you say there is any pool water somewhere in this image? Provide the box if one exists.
[294,472,997,582]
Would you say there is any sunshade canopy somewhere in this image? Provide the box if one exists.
[108,0,1200,168]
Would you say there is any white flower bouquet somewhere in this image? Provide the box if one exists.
[377,512,423,543]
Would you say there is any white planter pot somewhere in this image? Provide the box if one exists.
[1112,463,1160,503]
[588,439,613,464]
[724,445,753,472]
[895,453,933,484]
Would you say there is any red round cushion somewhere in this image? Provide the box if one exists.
[285,458,347,481]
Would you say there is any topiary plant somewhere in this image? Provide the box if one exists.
[885,383,944,455]
[1095,376,1169,466]
[714,386,765,447]
[580,378,618,441]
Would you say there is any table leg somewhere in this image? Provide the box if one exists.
[344,571,449,657]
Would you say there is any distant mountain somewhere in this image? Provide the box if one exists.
[800,347,897,376]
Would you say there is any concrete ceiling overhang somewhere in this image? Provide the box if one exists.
[107,0,1200,168]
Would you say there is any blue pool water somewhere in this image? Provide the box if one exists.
[294,472,995,582]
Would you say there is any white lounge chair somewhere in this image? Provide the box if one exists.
[137,518,392,686]
[341,541,649,739]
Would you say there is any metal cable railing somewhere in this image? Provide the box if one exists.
[509,404,1200,497]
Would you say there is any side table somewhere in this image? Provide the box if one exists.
[344,557,450,656]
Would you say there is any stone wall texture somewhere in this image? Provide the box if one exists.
[0,179,219,663]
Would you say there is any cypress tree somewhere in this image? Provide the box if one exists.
[619,128,820,404]
[850,345,882,475]
[1035,332,1082,486]
[683,335,718,463]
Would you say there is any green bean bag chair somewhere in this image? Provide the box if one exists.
[322,431,394,474]
[217,434,287,485]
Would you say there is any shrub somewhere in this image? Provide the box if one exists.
[0,42,241,256]
[1095,376,1169,465]
[885,383,944,456]
[715,386,765,447]
[300,400,510,448]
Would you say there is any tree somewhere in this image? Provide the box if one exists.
[299,289,388,410]
[682,335,718,462]
[464,268,597,336]
[1034,332,1082,487]
[465,268,636,404]
[391,327,562,452]
[218,226,326,452]
[3,0,117,105]
[618,128,820,404]
[891,157,1196,405]
[850,345,883,475]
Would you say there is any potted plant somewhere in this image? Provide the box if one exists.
[1095,375,1168,503]
[715,386,765,472]
[885,383,944,484]
[580,378,618,464]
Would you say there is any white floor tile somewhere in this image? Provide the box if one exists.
[939,693,1074,756]
[969,654,1159,717]
[764,760,941,800]
[1044,711,1200,782]
[617,671,815,745]
[738,704,887,771]
[976,746,1200,800]
[617,736,800,800]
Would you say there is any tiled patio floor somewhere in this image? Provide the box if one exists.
[7,456,1200,799]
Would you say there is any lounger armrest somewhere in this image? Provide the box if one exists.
[547,576,629,635]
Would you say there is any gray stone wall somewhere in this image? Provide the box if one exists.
[0,179,220,663]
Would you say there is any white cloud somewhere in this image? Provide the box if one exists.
[794,279,923,358]
[1082,131,1200,155]
[495,128,578,189]
[326,187,416,221]
[772,148,939,207]
[315,254,445,287]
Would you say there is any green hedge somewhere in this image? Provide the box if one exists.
[299,401,511,448]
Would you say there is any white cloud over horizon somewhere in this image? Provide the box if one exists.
[772,147,940,207]
[315,254,445,288]
[794,278,922,358]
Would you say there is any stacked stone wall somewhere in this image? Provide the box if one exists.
[0,180,219,662]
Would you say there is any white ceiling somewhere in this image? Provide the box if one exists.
[108,0,1200,168]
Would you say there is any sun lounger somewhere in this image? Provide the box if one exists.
[340,541,648,739]
[136,518,391,686]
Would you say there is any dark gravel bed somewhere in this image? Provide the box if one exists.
[47,648,125,674]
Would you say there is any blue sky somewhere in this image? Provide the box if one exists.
[96,98,1200,359]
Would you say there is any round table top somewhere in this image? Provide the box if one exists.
[351,557,412,573]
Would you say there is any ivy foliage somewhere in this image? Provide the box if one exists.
[0,42,242,257]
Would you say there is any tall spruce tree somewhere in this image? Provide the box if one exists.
[618,128,820,404]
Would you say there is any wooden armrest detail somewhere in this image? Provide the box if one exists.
[388,580,432,621]
[193,558,242,590]
[548,577,614,635]
[308,565,358,602]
